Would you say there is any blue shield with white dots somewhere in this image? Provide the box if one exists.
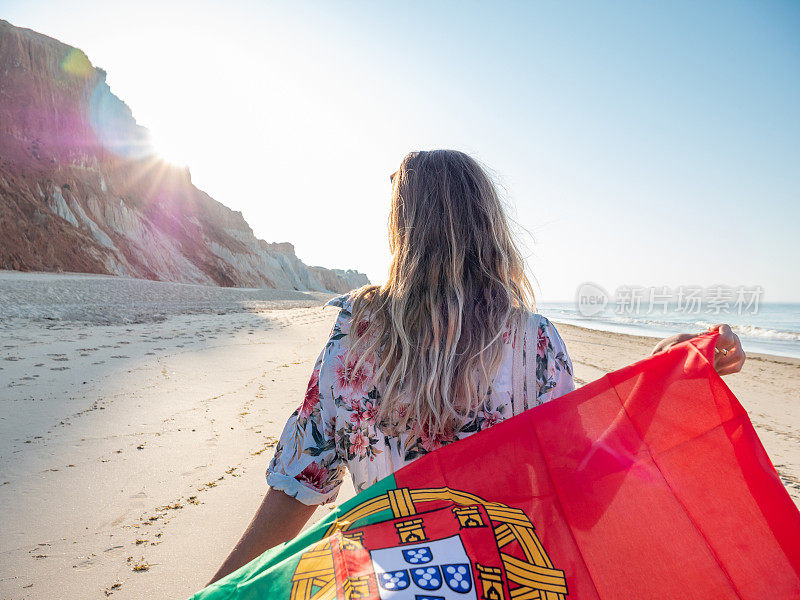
[376,569,410,591]
[402,546,433,564]
[442,563,473,593]
[409,566,443,590]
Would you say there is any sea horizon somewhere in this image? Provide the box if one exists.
[539,301,800,359]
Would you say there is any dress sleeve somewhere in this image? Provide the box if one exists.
[532,316,575,405]
[265,300,350,505]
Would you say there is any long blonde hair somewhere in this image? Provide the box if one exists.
[347,150,534,437]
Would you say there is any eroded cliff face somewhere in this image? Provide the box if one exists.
[0,19,369,293]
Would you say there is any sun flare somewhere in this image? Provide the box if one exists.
[150,131,189,167]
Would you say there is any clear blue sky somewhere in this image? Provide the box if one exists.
[4,0,799,301]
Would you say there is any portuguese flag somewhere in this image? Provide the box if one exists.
[190,333,800,600]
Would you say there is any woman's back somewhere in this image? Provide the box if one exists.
[267,293,575,503]
[210,150,745,586]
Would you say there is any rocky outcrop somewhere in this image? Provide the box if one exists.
[0,19,369,293]
[309,266,371,294]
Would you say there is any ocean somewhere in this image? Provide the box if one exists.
[538,301,800,359]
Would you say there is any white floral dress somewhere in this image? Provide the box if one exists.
[266,294,575,505]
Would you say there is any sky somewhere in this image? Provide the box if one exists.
[4,0,800,301]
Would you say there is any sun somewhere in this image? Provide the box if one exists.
[150,131,190,168]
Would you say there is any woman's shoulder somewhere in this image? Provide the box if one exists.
[322,289,369,338]
[515,311,569,358]
[324,292,354,310]
[324,289,362,319]
[531,312,566,344]
[324,285,382,324]
[532,313,573,376]
[323,284,378,311]
[532,313,558,335]
[322,293,355,341]
[506,311,559,338]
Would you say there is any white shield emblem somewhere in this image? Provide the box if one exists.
[370,535,477,599]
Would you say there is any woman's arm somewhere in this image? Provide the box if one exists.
[207,488,317,586]
[209,304,350,584]
[651,323,746,375]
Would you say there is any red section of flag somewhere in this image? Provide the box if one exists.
[394,333,800,599]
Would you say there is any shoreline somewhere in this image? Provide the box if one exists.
[0,277,797,599]
[540,300,800,361]
[551,320,800,383]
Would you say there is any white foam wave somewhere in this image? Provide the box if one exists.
[544,310,800,343]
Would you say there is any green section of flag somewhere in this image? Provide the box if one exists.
[189,474,397,599]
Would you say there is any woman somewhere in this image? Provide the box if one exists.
[209,149,745,584]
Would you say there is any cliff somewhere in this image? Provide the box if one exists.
[0,19,369,293]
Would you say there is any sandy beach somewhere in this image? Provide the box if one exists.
[1,273,798,600]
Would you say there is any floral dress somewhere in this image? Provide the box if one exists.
[266,294,575,505]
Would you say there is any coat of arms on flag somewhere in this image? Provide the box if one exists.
[290,487,567,600]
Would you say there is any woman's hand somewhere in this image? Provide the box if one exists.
[650,324,745,376]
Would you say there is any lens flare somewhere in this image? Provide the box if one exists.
[61,48,93,78]
[88,81,153,160]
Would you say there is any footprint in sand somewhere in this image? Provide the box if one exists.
[73,557,100,571]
